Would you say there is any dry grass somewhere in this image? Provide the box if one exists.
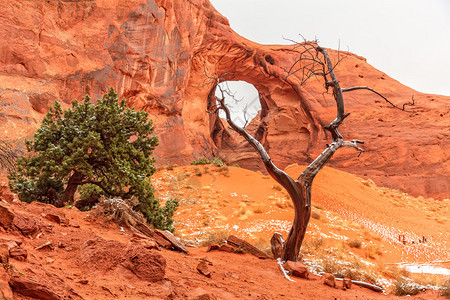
[303,237,325,251]
[272,197,293,209]
[254,238,272,257]
[347,239,362,248]
[393,279,424,296]
[217,166,230,176]
[321,257,378,283]
[379,264,410,281]
[201,231,229,246]
[304,242,447,296]
[364,243,383,259]
[193,167,202,176]
[203,165,211,175]
[176,172,192,181]
[301,237,389,286]
[92,198,145,227]
[440,280,450,298]
[252,204,265,214]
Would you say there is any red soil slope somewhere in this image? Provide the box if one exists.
[0,164,447,299]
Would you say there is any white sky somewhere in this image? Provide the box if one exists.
[209,0,450,96]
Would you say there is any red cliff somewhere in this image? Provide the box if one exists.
[0,0,448,199]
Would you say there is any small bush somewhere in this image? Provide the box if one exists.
[380,264,410,281]
[201,231,229,246]
[217,166,229,176]
[191,157,209,165]
[365,243,382,259]
[348,239,362,248]
[394,279,424,296]
[210,157,225,167]
[203,165,211,174]
[252,205,265,214]
[191,157,225,166]
[441,280,450,298]
[166,164,176,171]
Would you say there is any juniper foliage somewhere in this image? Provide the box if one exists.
[9,88,177,231]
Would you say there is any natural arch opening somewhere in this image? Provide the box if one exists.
[215,81,261,128]
[208,80,268,169]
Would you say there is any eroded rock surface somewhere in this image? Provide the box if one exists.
[0,0,448,199]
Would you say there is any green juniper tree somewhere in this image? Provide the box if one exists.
[9,88,177,231]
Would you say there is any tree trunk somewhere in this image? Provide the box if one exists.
[282,203,311,262]
[56,171,84,207]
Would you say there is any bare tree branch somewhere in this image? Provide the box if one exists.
[342,86,415,112]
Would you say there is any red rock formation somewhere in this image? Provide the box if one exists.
[0,0,448,199]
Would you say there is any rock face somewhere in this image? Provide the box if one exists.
[0,267,13,300]
[0,0,448,199]
[0,202,14,228]
[9,276,61,300]
[80,238,166,282]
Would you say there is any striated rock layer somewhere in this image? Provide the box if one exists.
[0,0,448,199]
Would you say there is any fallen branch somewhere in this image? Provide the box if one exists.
[35,241,53,250]
[335,277,384,293]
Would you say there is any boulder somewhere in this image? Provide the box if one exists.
[282,261,309,279]
[189,288,217,300]
[9,245,27,261]
[80,238,129,271]
[207,244,219,252]
[154,229,188,253]
[0,236,22,246]
[121,245,166,282]
[13,214,39,236]
[322,273,336,288]
[0,243,9,263]
[0,202,14,228]
[43,213,65,225]
[196,261,211,278]
[131,237,160,251]
[218,243,236,253]
[9,276,60,300]
[343,277,352,289]
[81,238,166,282]
[133,223,173,249]
[0,184,15,203]
[0,268,13,300]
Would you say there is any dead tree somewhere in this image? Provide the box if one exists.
[208,41,414,262]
